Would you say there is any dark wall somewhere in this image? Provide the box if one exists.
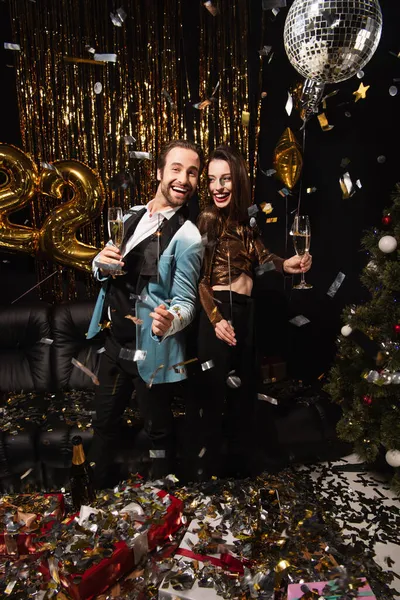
[1,0,399,381]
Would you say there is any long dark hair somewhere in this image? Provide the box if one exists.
[197,145,251,240]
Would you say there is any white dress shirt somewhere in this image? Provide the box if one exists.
[123,201,180,256]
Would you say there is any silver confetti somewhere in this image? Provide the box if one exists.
[110,7,127,26]
[340,171,355,197]
[71,358,99,385]
[248,204,259,217]
[149,449,166,458]
[40,337,53,345]
[289,315,310,327]
[198,447,207,458]
[20,467,33,479]
[94,82,102,94]
[327,271,346,297]
[389,85,398,97]
[124,135,136,145]
[94,53,117,63]
[285,91,293,115]
[259,45,273,56]
[201,360,214,371]
[129,292,148,302]
[255,262,276,276]
[257,393,278,405]
[4,42,20,51]
[129,151,153,160]
[97,347,106,354]
[119,348,147,361]
[227,372,242,388]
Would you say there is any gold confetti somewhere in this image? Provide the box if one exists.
[317,112,334,131]
[353,82,370,102]
[242,110,250,126]
[63,56,106,66]
[147,364,165,388]
[260,202,273,215]
[266,217,278,223]
[169,357,199,372]
[275,559,290,572]
[124,314,144,325]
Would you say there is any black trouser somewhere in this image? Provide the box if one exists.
[88,334,177,488]
[190,290,259,479]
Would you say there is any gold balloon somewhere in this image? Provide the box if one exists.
[0,143,39,253]
[39,160,104,272]
[273,127,303,190]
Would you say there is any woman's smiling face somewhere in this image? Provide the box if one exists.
[208,159,232,209]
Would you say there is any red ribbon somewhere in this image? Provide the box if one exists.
[175,547,250,575]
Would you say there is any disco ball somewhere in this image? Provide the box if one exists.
[284,0,383,83]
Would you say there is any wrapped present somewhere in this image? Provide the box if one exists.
[0,493,64,556]
[159,512,247,600]
[260,356,287,384]
[40,484,183,600]
[287,578,376,600]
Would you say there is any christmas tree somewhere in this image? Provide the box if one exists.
[325,184,400,493]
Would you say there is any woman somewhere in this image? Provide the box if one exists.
[193,145,312,479]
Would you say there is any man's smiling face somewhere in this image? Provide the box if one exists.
[157,146,200,208]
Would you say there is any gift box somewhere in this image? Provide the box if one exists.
[287,578,376,600]
[261,356,287,384]
[0,493,64,556]
[40,487,183,600]
[159,512,245,600]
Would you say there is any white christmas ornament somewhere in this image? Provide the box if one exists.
[385,450,400,468]
[341,325,353,337]
[378,235,397,254]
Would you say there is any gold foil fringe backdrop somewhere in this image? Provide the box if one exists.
[9,0,260,299]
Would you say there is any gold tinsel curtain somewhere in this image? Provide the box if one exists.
[9,0,261,299]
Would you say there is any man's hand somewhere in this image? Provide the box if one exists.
[150,304,174,337]
[96,245,124,275]
[283,253,312,274]
[215,319,236,346]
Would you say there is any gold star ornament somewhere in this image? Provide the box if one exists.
[353,82,370,103]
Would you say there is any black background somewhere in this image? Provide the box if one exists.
[1,0,400,381]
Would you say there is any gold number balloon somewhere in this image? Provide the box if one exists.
[38,160,104,272]
[273,127,303,190]
[0,143,39,253]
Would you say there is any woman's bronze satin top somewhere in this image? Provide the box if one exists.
[198,219,284,326]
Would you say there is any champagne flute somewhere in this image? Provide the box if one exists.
[291,214,312,290]
[107,207,125,276]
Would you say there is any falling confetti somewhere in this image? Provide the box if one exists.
[289,315,310,327]
[71,358,99,385]
[327,272,346,297]
[353,82,370,102]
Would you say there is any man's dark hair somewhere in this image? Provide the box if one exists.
[157,139,204,175]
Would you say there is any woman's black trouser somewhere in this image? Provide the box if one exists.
[189,290,260,479]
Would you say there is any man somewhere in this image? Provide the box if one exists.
[87,139,204,487]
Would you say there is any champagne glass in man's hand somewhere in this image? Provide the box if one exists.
[94,207,125,276]
[291,214,313,290]
[106,207,126,276]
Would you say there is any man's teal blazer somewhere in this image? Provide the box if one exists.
[87,205,203,385]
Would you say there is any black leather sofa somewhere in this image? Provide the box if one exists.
[0,301,149,493]
[0,301,349,494]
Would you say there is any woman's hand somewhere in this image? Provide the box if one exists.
[283,253,312,274]
[215,319,236,346]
